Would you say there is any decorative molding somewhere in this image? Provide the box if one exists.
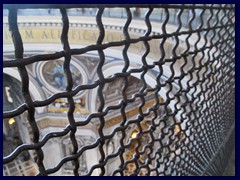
[37,118,69,129]
[97,97,163,129]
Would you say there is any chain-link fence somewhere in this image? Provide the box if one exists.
[3,4,235,176]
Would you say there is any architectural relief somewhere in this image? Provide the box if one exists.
[61,137,88,175]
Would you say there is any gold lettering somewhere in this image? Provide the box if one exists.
[4,27,161,62]
[42,31,48,39]
[50,29,56,39]
[78,30,82,40]
[72,29,77,40]
[92,32,98,42]
[25,29,34,39]
[106,33,113,42]
[83,30,89,41]
[58,29,61,39]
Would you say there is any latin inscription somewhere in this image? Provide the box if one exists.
[4,28,126,44]
[3,27,165,60]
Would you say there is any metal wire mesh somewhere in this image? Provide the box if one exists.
[3,4,235,176]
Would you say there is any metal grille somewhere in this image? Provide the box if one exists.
[3,4,235,176]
